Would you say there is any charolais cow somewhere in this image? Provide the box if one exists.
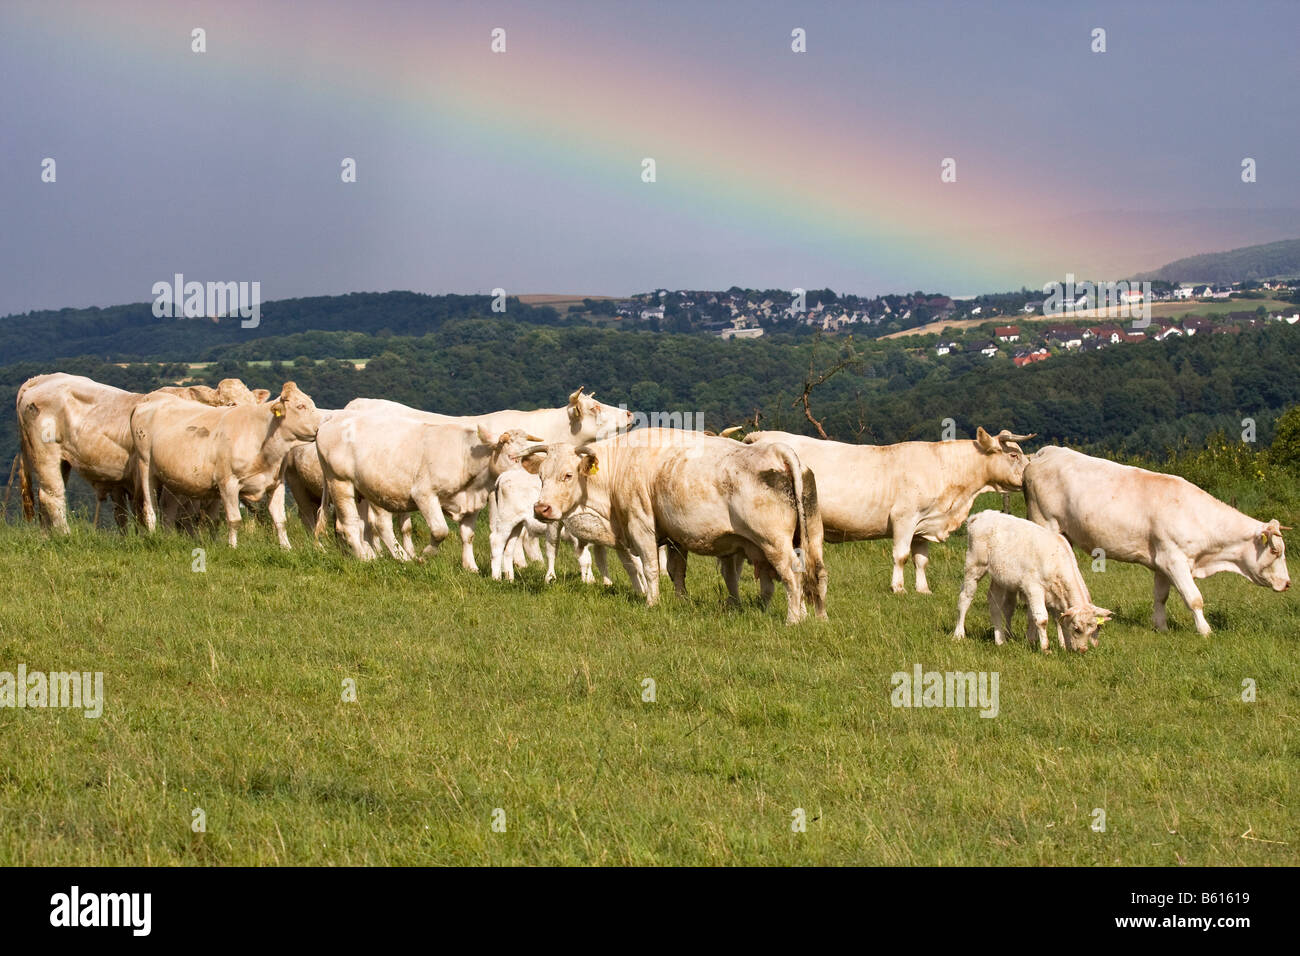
[743,427,1033,593]
[131,382,321,548]
[1023,445,1290,635]
[313,408,539,565]
[528,429,827,624]
[16,373,267,532]
[337,388,634,570]
[954,510,1113,652]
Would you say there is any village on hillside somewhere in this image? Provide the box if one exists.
[587,279,1300,365]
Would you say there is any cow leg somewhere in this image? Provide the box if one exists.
[761,545,805,625]
[219,480,242,548]
[111,487,131,532]
[329,479,372,559]
[489,519,510,580]
[1025,585,1050,652]
[398,514,415,557]
[666,545,689,598]
[135,453,158,534]
[754,558,777,608]
[91,497,102,529]
[376,508,412,561]
[999,587,1019,644]
[953,561,983,640]
[32,455,70,533]
[455,512,479,571]
[543,522,559,583]
[415,499,451,561]
[268,481,292,550]
[719,553,743,607]
[889,519,918,592]
[911,538,932,594]
[1152,569,1172,631]
[615,548,647,596]
[985,583,1006,645]
[592,545,613,586]
[1161,558,1211,635]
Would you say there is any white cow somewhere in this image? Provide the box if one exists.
[340,388,633,571]
[131,382,322,548]
[744,427,1033,592]
[1023,446,1290,635]
[314,408,538,563]
[530,429,828,624]
[954,510,1113,652]
[17,373,269,532]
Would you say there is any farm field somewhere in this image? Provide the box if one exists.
[0,498,1295,866]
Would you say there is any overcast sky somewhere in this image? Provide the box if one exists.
[2,0,1298,315]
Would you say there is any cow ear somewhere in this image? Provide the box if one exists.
[253,389,271,403]
[271,400,285,418]
[580,454,599,476]
[1093,605,1114,623]
[477,424,497,445]
[521,453,546,475]
[975,426,997,452]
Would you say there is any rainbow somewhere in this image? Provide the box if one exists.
[9,0,1207,293]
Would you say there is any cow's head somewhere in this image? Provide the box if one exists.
[532,443,597,521]
[476,426,545,479]
[976,426,1034,491]
[215,378,269,405]
[1249,519,1291,592]
[270,382,322,441]
[1058,604,1113,652]
[567,387,634,443]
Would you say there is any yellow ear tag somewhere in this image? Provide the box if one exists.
[588,463,598,475]
[273,406,284,417]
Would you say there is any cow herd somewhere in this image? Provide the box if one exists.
[14,372,1293,647]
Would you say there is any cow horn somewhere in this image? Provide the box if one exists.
[520,443,550,457]
[720,426,744,438]
[996,430,1036,442]
[526,434,545,443]
[568,386,585,404]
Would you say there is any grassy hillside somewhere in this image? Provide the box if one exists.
[1,500,1295,866]
[1137,238,1300,284]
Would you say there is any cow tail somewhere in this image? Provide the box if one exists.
[772,443,808,560]
[314,472,331,542]
[18,433,36,523]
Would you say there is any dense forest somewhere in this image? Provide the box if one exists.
[5,311,1300,460]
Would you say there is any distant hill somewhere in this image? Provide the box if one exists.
[1136,238,1300,284]
[0,291,570,365]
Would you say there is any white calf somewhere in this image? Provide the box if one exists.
[953,510,1113,652]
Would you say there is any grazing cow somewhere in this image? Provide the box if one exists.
[1023,446,1290,635]
[744,427,1033,593]
[954,510,1113,652]
[338,388,634,570]
[16,373,265,532]
[131,382,322,548]
[529,429,827,624]
[313,408,539,563]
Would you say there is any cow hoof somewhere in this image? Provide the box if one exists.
[952,630,965,641]
[915,586,931,595]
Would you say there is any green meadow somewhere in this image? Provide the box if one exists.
[0,492,1294,866]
